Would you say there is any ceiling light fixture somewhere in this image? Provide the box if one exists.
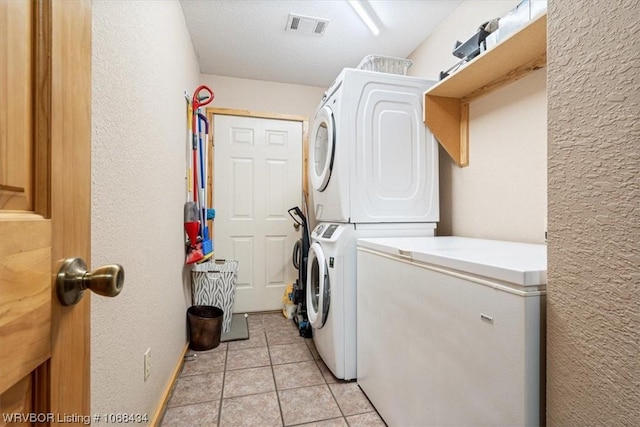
[347,0,380,36]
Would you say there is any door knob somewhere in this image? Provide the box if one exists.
[56,258,124,306]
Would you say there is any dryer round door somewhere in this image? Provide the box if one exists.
[306,242,330,329]
[309,106,335,192]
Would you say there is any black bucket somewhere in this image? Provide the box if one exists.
[187,305,224,351]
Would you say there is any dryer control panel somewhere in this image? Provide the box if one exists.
[312,223,350,241]
[322,224,339,238]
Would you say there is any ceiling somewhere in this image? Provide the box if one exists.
[180,0,463,88]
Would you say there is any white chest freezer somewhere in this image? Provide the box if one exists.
[356,236,546,427]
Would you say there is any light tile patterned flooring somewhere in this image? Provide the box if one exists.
[161,312,386,427]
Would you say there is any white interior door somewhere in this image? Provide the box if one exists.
[213,114,302,312]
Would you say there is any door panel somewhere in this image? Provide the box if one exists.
[231,237,253,290]
[230,158,254,218]
[0,218,51,395]
[266,160,286,217]
[265,235,287,286]
[213,113,302,312]
[0,0,91,423]
[0,0,34,211]
[0,377,32,426]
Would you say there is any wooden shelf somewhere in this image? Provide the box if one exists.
[424,13,547,167]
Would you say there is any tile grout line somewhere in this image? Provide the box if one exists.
[326,377,347,421]
[217,343,228,425]
[286,416,348,427]
[265,323,287,426]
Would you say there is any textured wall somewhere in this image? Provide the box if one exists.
[547,0,640,425]
[91,0,199,422]
[409,0,547,243]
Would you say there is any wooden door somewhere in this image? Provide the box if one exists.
[1,0,92,424]
[211,111,304,312]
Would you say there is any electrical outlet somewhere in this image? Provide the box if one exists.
[144,348,151,381]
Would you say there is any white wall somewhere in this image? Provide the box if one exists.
[409,0,547,243]
[91,0,199,422]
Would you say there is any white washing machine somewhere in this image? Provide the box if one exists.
[306,221,436,380]
[309,68,439,224]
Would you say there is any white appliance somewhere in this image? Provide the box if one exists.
[309,68,439,224]
[306,222,436,380]
[356,236,546,427]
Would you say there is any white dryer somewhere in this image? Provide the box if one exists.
[306,221,436,380]
[309,68,439,224]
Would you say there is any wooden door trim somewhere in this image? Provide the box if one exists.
[48,0,92,418]
[206,107,306,123]
[204,107,310,238]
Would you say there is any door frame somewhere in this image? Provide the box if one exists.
[205,107,309,237]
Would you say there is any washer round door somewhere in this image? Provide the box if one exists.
[309,106,335,192]
[306,242,330,329]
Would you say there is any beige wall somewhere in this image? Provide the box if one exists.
[409,0,547,243]
[199,73,325,126]
[91,0,199,422]
[547,0,640,424]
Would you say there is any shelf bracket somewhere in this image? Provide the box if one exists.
[425,95,469,167]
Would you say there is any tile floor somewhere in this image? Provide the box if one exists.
[160,312,386,427]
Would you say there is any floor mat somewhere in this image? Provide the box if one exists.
[220,313,249,342]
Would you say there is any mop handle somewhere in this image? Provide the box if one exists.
[190,85,213,206]
[198,113,207,188]
[192,86,214,111]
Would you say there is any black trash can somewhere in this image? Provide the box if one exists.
[187,305,224,351]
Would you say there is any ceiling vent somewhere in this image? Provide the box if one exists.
[286,14,329,36]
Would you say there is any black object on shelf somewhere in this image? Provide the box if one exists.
[439,58,467,80]
[439,19,499,81]
[453,28,490,61]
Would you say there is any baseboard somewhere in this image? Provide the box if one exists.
[149,342,189,427]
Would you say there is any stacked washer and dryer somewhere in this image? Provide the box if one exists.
[305,68,439,380]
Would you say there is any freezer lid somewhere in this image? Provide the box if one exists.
[357,236,546,286]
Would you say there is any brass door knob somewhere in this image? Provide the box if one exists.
[56,258,124,306]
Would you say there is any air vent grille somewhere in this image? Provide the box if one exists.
[286,14,329,36]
